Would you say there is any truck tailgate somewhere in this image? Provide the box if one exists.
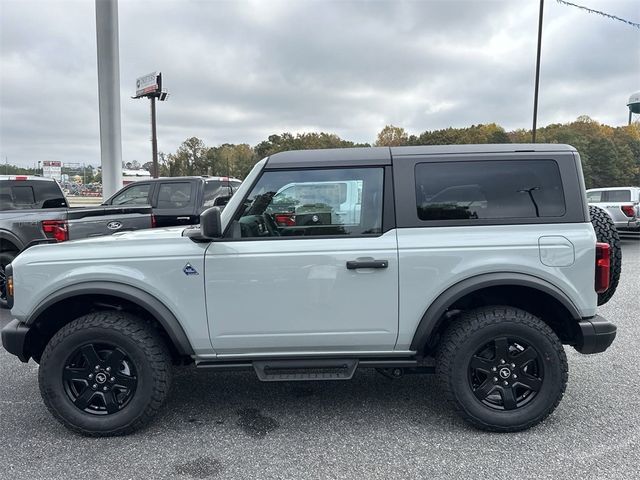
[67,206,153,239]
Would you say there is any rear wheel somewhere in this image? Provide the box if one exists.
[436,306,568,432]
[39,311,172,436]
[589,205,622,305]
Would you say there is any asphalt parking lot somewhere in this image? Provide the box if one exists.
[0,238,638,480]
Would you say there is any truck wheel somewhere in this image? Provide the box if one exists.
[0,251,17,309]
[589,205,622,305]
[38,311,172,436]
[436,306,568,432]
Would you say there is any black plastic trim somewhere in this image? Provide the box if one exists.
[265,147,391,169]
[1,319,30,362]
[26,282,194,356]
[0,230,25,252]
[410,272,582,352]
[574,315,617,354]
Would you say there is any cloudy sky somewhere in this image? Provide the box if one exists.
[0,0,638,167]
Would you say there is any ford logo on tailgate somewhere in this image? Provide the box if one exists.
[107,221,123,230]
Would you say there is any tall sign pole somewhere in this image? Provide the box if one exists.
[95,0,123,197]
[150,96,158,177]
[532,0,544,143]
[133,72,168,178]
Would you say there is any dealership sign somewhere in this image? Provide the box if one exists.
[135,72,161,98]
[42,161,62,181]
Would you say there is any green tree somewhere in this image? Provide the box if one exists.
[375,125,409,146]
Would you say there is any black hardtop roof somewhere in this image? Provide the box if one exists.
[265,144,576,168]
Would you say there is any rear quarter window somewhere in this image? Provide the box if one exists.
[415,160,566,221]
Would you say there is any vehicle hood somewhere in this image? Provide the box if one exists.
[11,226,195,266]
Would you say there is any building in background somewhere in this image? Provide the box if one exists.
[122,168,151,185]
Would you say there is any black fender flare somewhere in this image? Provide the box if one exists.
[26,281,194,356]
[410,272,582,351]
[0,230,25,252]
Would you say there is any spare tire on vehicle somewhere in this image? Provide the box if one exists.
[589,205,622,305]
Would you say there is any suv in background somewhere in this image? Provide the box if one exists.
[102,176,242,227]
[2,144,618,436]
[586,187,640,232]
[267,180,362,228]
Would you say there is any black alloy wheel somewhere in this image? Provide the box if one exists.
[63,343,137,415]
[39,311,172,436]
[436,306,568,432]
[468,336,543,411]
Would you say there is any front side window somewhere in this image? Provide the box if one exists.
[111,183,150,205]
[415,160,566,221]
[230,168,383,238]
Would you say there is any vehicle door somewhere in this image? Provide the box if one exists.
[204,166,399,356]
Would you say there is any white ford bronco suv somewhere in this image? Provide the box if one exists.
[1,144,619,436]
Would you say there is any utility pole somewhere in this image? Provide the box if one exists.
[95,0,123,197]
[532,0,544,143]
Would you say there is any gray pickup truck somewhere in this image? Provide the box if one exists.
[0,175,153,307]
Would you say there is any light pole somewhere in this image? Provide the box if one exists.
[532,0,544,143]
[95,0,123,197]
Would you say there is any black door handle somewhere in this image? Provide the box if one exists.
[346,259,389,269]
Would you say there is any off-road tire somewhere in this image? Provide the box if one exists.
[0,250,17,309]
[39,311,172,436]
[436,306,568,432]
[589,205,622,305]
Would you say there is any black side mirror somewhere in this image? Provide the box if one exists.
[200,206,222,238]
[185,207,222,242]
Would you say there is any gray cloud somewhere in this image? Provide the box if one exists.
[1,0,638,167]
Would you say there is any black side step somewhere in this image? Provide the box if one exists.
[253,359,358,382]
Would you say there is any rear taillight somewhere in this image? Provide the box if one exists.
[42,220,69,242]
[595,242,610,294]
[151,214,157,228]
[621,205,635,218]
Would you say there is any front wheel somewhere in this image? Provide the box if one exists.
[436,306,568,432]
[39,311,172,436]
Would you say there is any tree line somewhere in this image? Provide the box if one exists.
[4,116,638,188]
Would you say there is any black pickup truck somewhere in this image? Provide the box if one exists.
[0,175,153,307]
[102,176,242,228]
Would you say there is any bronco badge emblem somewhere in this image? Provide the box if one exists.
[183,263,199,276]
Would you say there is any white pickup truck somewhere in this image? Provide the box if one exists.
[586,186,640,233]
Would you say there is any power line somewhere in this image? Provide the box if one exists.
[556,0,640,29]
